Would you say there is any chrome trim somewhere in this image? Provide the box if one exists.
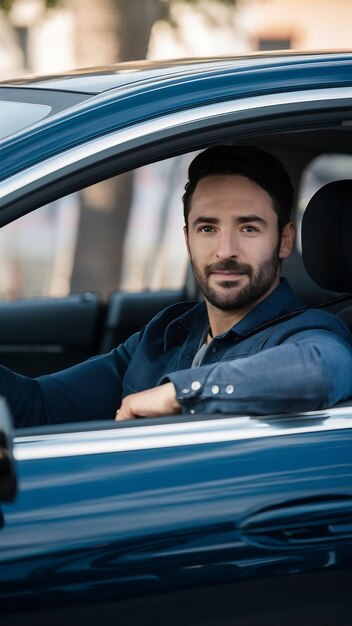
[1,86,351,202]
[13,406,352,461]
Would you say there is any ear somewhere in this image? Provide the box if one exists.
[279,222,295,260]
[183,225,191,259]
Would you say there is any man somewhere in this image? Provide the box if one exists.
[2,146,352,427]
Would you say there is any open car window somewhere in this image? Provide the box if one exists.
[0,159,191,301]
[0,84,351,434]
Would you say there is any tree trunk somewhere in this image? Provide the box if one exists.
[69,0,165,298]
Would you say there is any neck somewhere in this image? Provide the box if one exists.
[206,277,280,337]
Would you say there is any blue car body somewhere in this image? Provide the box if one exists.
[0,51,351,625]
[1,52,352,181]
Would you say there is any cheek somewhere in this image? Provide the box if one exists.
[246,235,279,264]
[188,237,213,260]
[245,238,269,257]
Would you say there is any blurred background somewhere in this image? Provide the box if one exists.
[0,0,351,301]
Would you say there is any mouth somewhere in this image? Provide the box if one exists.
[210,271,246,279]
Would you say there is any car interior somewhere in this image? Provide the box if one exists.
[0,121,351,404]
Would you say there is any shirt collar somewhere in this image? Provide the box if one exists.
[164,301,208,350]
[164,278,306,349]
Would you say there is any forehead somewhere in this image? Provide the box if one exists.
[190,174,275,215]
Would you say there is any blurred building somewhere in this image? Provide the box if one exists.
[148,0,352,58]
[237,0,352,51]
[2,0,351,80]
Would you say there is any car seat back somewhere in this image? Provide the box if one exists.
[302,180,352,328]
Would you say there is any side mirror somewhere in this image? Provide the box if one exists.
[0,397,17,503]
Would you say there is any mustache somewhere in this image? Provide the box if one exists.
[205,260,252,276]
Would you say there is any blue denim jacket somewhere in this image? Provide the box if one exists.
[4,279,352,427]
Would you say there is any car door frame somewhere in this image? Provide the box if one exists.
[1,85,351,225]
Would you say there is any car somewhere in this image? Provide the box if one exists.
[0,51,352,625]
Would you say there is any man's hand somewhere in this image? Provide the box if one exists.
[115,382,181,421]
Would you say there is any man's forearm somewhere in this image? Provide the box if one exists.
[165,332,352,415]
[1,351,125,428]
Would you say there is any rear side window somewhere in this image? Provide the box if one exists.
[0,101,52,139]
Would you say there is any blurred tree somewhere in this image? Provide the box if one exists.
[0,0,240,298]
[68,0,166,297]
[0,0,13,11]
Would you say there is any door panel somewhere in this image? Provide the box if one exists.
[0,294,102,376]
[1,423,351,623]
[0,289,187,377]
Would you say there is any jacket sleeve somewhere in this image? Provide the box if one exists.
[0,331,141,428]
[165,330,352,415]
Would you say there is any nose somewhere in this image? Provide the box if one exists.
[215,231,238,260]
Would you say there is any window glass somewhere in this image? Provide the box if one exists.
[0,101,52,139]
[0,157,190,300]
[121,155,192,292]
[0,195,79,299]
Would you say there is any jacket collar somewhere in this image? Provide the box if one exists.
[164,278,306,349]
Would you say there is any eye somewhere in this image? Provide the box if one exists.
[198,225,215,233]
[241,225,259,233]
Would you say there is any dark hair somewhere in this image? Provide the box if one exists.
[183,145,294,231]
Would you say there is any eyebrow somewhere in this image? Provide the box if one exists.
[237,214,268,226]
[191,216,219,228]
[191,214,268,228]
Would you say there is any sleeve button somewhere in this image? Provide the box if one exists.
[211,385,220,394]
[226,385,234,394]
[191,381,202,391]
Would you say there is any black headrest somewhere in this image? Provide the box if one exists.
[302,180,352,292]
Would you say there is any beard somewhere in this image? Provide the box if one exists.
[190,246,281,312]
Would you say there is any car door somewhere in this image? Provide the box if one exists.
[1,409,352,625]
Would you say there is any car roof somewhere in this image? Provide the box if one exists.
[1,50,351,182]
[1,50,351,95]
[1,57,255,95]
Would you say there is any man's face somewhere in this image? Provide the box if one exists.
[184,175,294,312]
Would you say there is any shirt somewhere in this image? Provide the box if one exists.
[3,279,352,428]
